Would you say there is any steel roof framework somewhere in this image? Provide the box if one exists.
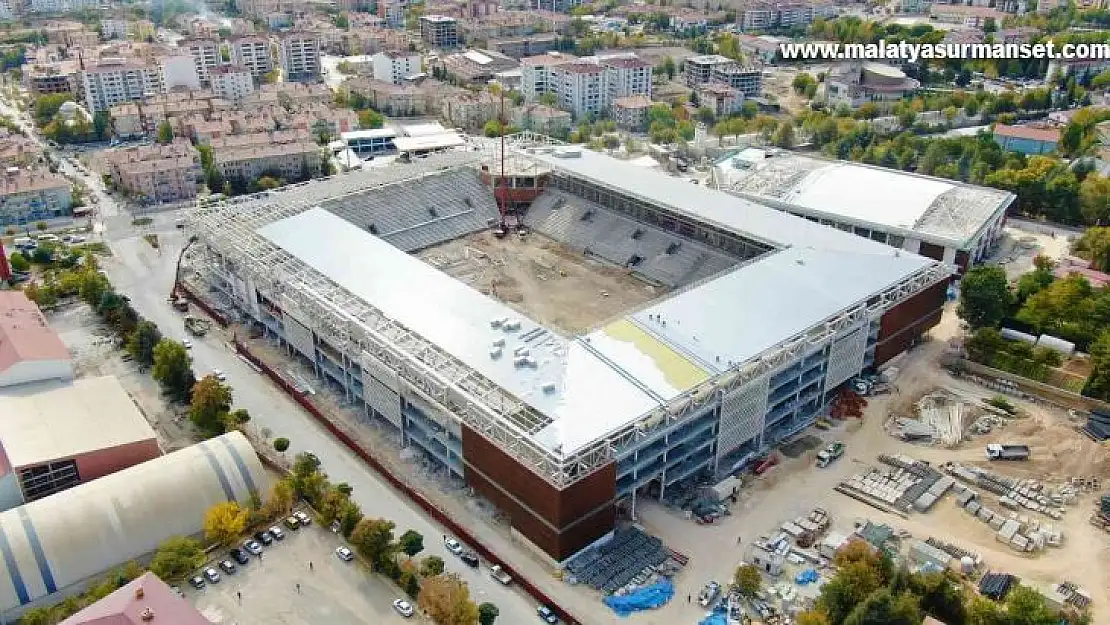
[187,146,952,489]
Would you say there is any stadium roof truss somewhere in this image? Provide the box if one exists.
[188,148,951,489]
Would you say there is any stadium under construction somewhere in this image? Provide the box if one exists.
[185,138,954,561]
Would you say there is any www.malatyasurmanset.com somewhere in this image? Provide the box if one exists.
[779,40,1110,63]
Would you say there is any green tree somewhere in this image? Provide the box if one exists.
[958,266,1014,329]
[338,499,364,538]
[843,588,920,625]
[734,564,762,596]
[350,518,397,570]
[33,93,74,124]
[274,437,290,453]
[8,252,29,272]
[399,529,425,557]
[189,374,232,436]
[1084,329,1110,400]
[157,121,174,144]
[357,109,384,129]
[420,555,445,577]
[204,501,249,545]
[478,602,500,625]
[126,320,163,367]
[538,92,558,107]
[149,536,205,581]
[661,55,676,79]
[151,339,195,403]
[772,122,795,148]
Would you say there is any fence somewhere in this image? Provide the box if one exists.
[175,282,229,327]
[231,338,582,625]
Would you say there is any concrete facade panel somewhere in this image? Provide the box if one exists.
[874,280,948,366]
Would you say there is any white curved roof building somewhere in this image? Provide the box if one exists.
[0,432,265,615]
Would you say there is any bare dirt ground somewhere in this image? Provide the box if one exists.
[48,302,195,451]
[417,231,665,335]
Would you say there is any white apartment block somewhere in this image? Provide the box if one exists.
[81,59,163,112]
[101,19,128,40]
[278,33,322,82]
[0,171,72,226]
[602,55,652,102]
[377,0,408,28]
[211,65,256,103]
[739,2,820,31]
[213,142,322,182]
[520,52,574,101]
[372,50,421,85]
[187,38,221,87]
[231,36,273,80]
[521,52,652,118]
[29,0,97,13]
[555,63,605,118]
[0,0,15,20]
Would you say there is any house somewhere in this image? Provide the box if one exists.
[992,123,1060,155]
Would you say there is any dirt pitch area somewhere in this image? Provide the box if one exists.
[417,230,665,335]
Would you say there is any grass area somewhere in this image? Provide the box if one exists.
[71,241,111,256]
[132,217,154,226]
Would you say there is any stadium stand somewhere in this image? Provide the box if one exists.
[525,191,738,286]
[322,168,501,252]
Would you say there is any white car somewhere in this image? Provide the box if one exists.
[444,537,463,555]
[182,339,192,349]
[335,546,354,561]
[212,368,226,381]
[393,599,414,618]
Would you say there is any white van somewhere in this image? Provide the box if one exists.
[13,237,34,249]
[35,233,60,243]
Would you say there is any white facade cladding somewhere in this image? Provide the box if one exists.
[715,374,769,468]
[282,311,315,359]
[824,324,868,390]
[365,374,403,429]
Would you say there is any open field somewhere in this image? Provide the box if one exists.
[418,230,665,335]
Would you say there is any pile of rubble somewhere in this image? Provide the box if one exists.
[892,391,1013,445]
[954,485,1065,553]
[943,462,1072,519]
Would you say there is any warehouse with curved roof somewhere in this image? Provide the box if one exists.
[0,431,266,616]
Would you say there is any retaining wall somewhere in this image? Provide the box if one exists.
[944,355,1110,413]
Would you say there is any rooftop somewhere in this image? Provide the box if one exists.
[613,95,654,108]
[0,291,71,377]
[714,148,1014,248]
[59,572,212,625]
[993,123,1062,143]
[0,377,157,470]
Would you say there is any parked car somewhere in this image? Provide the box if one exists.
[335,546,354,562]
[254,530,273,546]
[212,368,227,381]
[444,537,463,556]
[203,567,221,584]
[460,551,479,568]
[230,548,249,565]
[293,511,312,526]
[269,525,285,541]
[393,599,414,618]
[189,575,205,590]
[218,560,236,574]
[182,339,192,349]
[284,516,301,530]
[243,540,263,556]
[537,605,559,624]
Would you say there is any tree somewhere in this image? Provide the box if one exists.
[795,611,830,625]
[357,109,384,129]
[204,501,248,545]
[772,122,795,148]
[420,555,445,577]
[958,266,1014,330]
[190,375,233,436]
[274,437,290,453]
[843,588,920,625]
[126,320,162,367]
[34,93,73,124]
[8,252,29,273]
[399,529,425,557]
[733,564,762,597]
[661,55,676,80]
[149,536,205,581]
[1080,174,1110,224]
[157,121,174,144]
[262,479,295,518]
[338,499,364,538]
[418,573,480,625]
[350,518,397,570]
[151,339,195,403]
[478,602,500,625]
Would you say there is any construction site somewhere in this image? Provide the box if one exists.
[173,138,1107,624]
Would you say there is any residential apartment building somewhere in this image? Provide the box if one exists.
[186,38,221,87]
[612,95,652,131]
[554,63,605,118]
[235,0,289,17]
[24,61,80,97]
[103,140,199,203]
[489,34,559,60]
[211,65,256,103]
[110,103,143,137]
[441,91,499,132]
[513,104,571,135]
[377,0,409,28]
[80,58,163,112]
[712,62,763,98]
[520,52,575,101]
[603,56,652,101]
[0,170,72,226]
[696,83,743,117]
[372,51,421,85]
[278,32,322,82]
[231,36,274,79]
[213,142,322,182]
[738,2,824,31]
[420,15,459,49]
[929,5,1002,27]
[684,54,730,87]
[101,19,128,40]
[29,0,97,13]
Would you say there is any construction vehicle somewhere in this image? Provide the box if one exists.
[815,441,845,468]
[488,564,512,586]
[985,444,1030,461]
[184,316,211,337]
[170,296,189,312]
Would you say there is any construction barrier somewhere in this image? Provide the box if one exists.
[175,281,229,328]
[232,338,581,625]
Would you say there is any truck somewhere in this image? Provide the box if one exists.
[184,316,211,337]
[985,444,1030,461]
[489,564,512,586]
[815,441,845,468]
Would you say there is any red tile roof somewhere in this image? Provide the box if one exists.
[0,291,70,376]
[993,123,1061,143]
[59,572,212,625]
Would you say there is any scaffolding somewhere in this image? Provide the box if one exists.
[187,144,953,489]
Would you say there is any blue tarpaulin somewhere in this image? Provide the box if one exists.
[698,608,728,625]
[795,568,819,585]
[604,579,675,617]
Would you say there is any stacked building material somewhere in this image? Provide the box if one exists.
[979,572,1018,600]
[1085,410,1110,441]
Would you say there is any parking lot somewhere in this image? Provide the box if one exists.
[186,518,421,625]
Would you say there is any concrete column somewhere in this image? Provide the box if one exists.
[901,238,921,254]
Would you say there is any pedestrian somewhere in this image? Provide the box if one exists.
[687,594,691,603]
[296,583,301,594]
[309,561,313,572]
[237,591,241,603]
